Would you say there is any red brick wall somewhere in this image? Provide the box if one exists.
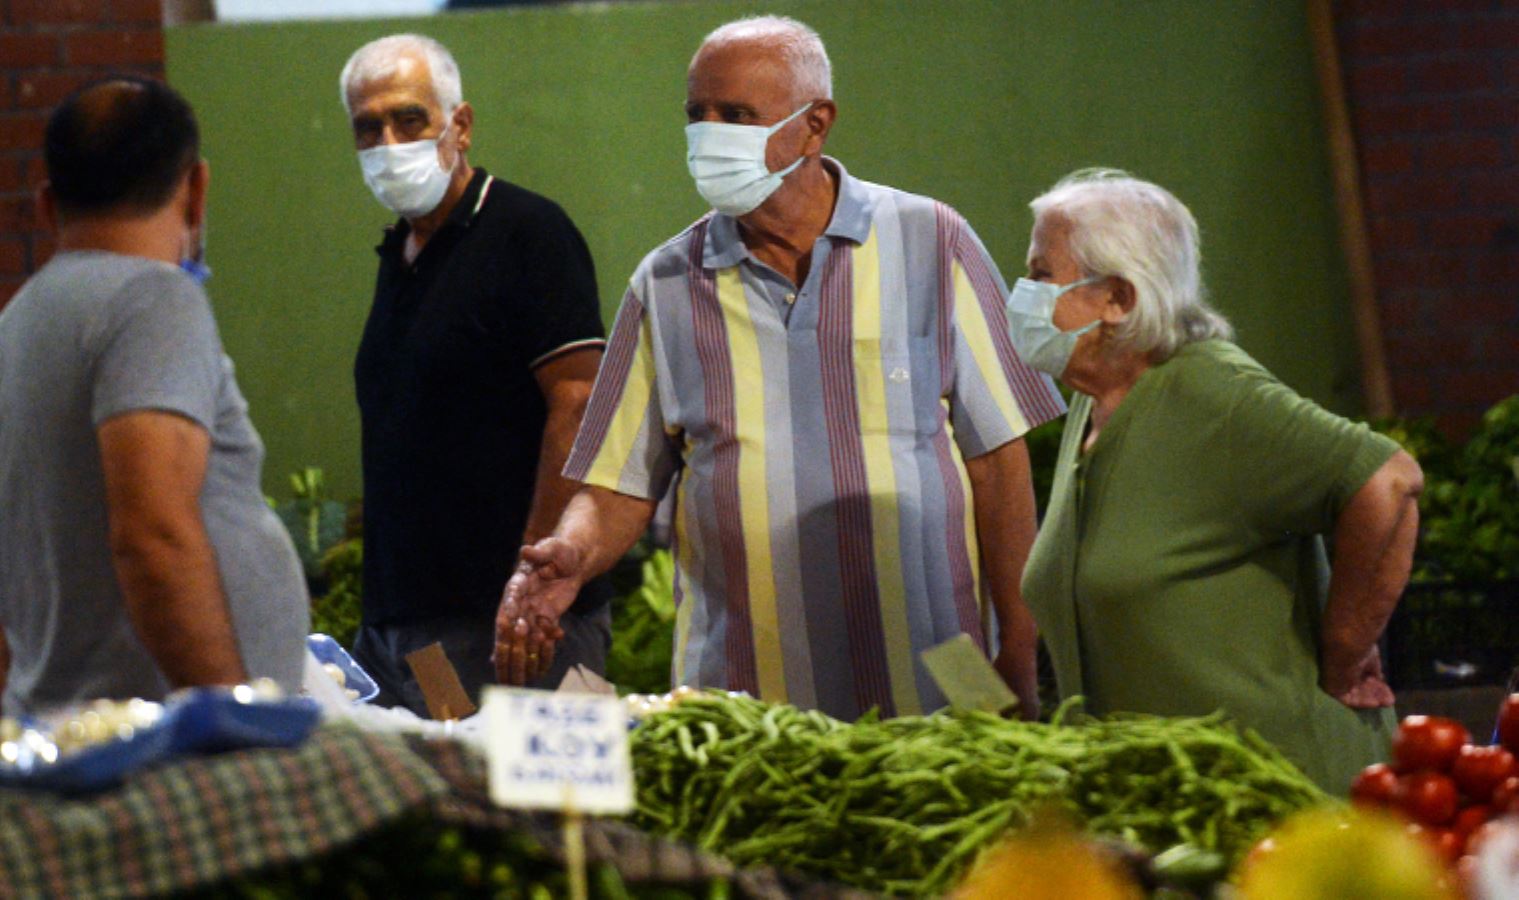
[1337,1,1519,436]
[0,0,163,310]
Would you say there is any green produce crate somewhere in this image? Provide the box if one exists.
[1385,580,1519,690]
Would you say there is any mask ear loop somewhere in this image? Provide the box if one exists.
[766,102,816,179]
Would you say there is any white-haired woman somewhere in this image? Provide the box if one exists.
[1012,169,1423,793]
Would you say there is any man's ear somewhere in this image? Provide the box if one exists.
[804,99,836,155]
[185,159,210,230]
[452,101,475,155]
[34,182,58,234]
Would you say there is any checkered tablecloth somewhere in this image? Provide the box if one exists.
[0,725,449,898]
[0,725,866,899]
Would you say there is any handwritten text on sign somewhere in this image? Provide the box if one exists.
[483,687,633,814]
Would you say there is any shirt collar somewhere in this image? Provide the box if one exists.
[376,167,493,257]
[701,156,873,270]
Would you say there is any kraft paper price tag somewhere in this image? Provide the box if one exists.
[404,642,477,721]
[482,687,634,815]
[921,633,1019,715]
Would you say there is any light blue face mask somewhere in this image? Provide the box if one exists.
[179,225,211,286]
[685,103,812,217]
[1005,276,1104,378]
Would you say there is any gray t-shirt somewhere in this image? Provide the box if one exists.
[0,251,308,714]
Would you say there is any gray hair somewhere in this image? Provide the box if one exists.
[1030,168,1232,360]
[340,34,462,117]
[694,15,832,104]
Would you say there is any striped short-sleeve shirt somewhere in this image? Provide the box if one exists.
[565,160,1065,719]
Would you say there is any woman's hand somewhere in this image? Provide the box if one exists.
[1321,644,1395,709]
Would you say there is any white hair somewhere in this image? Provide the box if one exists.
[340,34,462,117]
[1030,168,1232,361]
[694,15,832,103]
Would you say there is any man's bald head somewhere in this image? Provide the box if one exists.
[44,77,199,218]
[691,15,831,107]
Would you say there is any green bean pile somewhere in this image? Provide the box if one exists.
[629,695,1328,896]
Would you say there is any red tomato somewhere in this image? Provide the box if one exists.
[1498,694,1519,755]
[1350,763,1401,807]
[1399,771,1459,826]
[1393,716,1471,773]
[1428,826,1464,864]
[1453,744,1518,801]
[1453,803,1492,840]
[1493,775,1519,812]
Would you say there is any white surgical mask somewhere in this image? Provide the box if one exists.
[1006,276,1104,378]
[357,122,454,219]
[685,103,812,216]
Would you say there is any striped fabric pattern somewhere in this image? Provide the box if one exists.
[565,160,1065,720]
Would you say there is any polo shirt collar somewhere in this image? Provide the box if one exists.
[701,156,873,270]
[377,166,494,257]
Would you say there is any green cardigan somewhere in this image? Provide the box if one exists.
[1022,340,1399,794]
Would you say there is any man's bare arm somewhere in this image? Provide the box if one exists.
[521,347,603,545]
[99,411,246,687]
[964,437,1041,720]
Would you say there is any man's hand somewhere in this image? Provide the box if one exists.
[493,537,584,685]
[1322,644,1395,709]
[493,485,661,685]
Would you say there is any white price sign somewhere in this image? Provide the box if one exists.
[482,687,634,815]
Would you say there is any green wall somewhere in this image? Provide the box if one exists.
[166,0,1360,500]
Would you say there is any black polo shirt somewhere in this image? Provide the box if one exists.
[355,168,609,626]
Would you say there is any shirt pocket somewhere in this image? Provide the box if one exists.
[853,336,935,438]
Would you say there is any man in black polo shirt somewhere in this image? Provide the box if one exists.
[340,33,611,714]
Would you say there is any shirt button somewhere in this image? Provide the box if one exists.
[889,367,910,384]
[784,292,797,304]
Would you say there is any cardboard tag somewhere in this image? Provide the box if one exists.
[557,664,617,697]
[921,633,1019,715]
[482,687,634,815]
[404,642,477,720]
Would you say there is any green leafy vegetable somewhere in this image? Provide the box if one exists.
[312,538,363,649]
[607,548,677,695]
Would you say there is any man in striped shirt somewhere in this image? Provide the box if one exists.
[495,15,1064,720]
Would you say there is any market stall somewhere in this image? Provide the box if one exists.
[0,720,852,899]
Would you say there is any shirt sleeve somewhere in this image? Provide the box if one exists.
[89,267,223,431]
[512,198,607,369]
[1226,365,1400,537]
[945,216,1066,458]
[561,286,679,499]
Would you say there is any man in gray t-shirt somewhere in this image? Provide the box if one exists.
[0,77,307,715]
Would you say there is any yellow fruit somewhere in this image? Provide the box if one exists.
[1236,807,1455,900]
[953,827,1141,900]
